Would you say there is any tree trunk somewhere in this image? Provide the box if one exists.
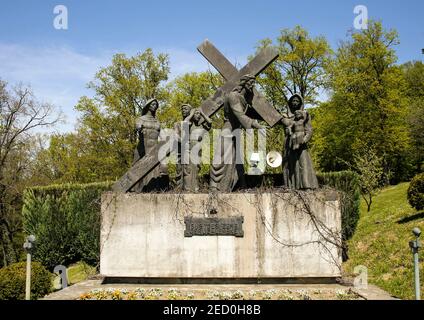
[362,193,373,213]
[366,194,372,212]
[0,221,18,266]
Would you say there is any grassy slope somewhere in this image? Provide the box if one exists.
[67,262,96,285]
[343,182,424,300]
[52,261,96,289]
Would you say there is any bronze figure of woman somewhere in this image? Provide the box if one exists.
[132,98,168,192]
[280,94,319,190]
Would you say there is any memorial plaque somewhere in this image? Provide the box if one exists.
[184,216,244,237]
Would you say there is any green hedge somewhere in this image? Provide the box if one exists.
[22,182,113,269]
[0,262,52,300]
[317,171,361,242]
[407,173,424,211]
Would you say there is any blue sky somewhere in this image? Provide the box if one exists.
[0,0,422,131]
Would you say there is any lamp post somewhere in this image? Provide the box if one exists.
[409,228,421,300]
[23,235,36,300]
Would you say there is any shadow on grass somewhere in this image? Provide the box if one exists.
[397,211,424,224]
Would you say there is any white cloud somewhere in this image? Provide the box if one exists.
[0,43,111,132]
[0,44,103,82]
[166,47,210,78]
[0,43,248,132]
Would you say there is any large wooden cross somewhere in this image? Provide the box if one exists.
[112,40,282,192]
[197,39,282,127]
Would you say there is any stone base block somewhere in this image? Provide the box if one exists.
[100,191,342,279]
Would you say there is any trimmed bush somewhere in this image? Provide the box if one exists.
[22,182,113,269]
[0,262,52,300]
[407,173,424,211]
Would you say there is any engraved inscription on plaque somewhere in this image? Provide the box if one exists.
[184,216,244,237]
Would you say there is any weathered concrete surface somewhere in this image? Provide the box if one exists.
[100,191,342,278]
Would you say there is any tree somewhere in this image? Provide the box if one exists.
[313,21,410,183]
[40,49,172,183]
[255,25,332,108]
[0,81,60,266]
[85,49,170,145]
[32,131,115,184]
[160,71,223,128]
[254,26,332,170]
[402,61,424,172]
[402,61,424,98]
[352,147,384,212]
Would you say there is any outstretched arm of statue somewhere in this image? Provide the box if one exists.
[251,119,265,129]
[184,109,196,122]
[135,118,144,133]
[279,115,293,136]
[233,107,259,129]
[280,114,292,127]
[200,108,212,125]
[200,110,212,131]
[229,96,260,129]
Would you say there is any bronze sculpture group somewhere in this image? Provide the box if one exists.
[113,40,318,194]
[131,74,318,193]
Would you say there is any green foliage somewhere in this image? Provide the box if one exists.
[0,261,52,300]
[253,26,332,168]
[0,81,61,268]
[317,171,361,241]
[83,49,170,143]
[34,49,171,184]
[32,132,122,184]
[66,261,97,285]
[402,61,424,99]
[255,25,332,107]
[351,147,384,212]
[87,49,170,123]
[159,71,224,178]
[160,71,224,128]
[407,173,424,211]
[402,61,424,173]
[22,182,113,269]
[313,21,411,183]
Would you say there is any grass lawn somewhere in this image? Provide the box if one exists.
[343,182,424,300]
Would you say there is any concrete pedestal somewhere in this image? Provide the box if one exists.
[100,191,342,279]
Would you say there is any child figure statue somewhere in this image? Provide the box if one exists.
[290,110,306,151]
